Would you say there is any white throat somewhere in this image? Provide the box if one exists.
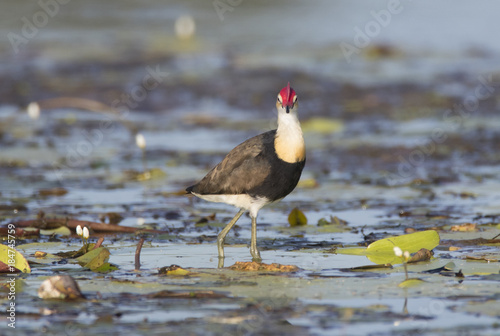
[274,108,305,163]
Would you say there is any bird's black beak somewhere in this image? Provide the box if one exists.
[285,106,290,113]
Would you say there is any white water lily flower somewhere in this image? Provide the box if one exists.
[393,246,403,257]
[175,15,196,40]
[27,102,40,120]
[76,225,83,236]
[135,133,146,149]
[83,227,89,239]
[403,251,410,260]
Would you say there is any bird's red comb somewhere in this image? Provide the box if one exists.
[279,82,296,107]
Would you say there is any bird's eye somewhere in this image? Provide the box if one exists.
[277,95,282,103]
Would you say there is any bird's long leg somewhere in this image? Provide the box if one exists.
[217,209,245,260]
[250,215,262,262]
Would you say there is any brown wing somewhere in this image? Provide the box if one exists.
[188,130,275,195]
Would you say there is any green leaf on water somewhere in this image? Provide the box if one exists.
[40,226,71,236]
[367,230,440,254]
[336,230,440,265]
[288,207,308,226]
[91,262,119,273]
[335,247,368,256]
[17,242,65,251]
[159,265,191,276]
[0,244,31,273]
[398,278,426,288]
[302,117,344,134]
[76,247,110,271]
[317,218,330,226]
[136,168,167,181]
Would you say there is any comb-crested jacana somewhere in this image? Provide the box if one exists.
[186,83,305,265]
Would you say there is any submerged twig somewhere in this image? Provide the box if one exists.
[34,97,119,114]
[135,238,145,271]
[93,237,105,250]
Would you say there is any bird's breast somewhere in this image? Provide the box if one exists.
[248,152,305,202]
[274,125,305,164]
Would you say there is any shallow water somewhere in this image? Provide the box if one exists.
[1,1,500,335]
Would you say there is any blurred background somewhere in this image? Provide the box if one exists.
[0,0,499,227]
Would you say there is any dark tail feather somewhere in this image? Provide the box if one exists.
[186,185,194,194]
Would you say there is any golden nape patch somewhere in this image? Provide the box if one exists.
[274,135,305,163]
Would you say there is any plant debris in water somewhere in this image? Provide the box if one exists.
[38,275,85,300]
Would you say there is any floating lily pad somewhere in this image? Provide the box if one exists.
[40,226,72,236]
[288,207,308,227]
[159,264,191,276]
[367,230,440,254]
[76,247,111,271]
[337,230,440,265]
[398,278,426,288]
[0,244,31,273]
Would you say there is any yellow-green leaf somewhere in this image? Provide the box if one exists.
[159,265,190,276]
[0,244,31,273]
[136,168,166,181]
[28,252,62,265]
[76,247,110,271]
[40,226,71,236]
[366,254,400,265]
[337,231,440,264]
[302,118,344,134]
[398,278,426,288]
[367,230,440,254]
[91,262,119,273]
[366,230,439,264]
[297,178,318,189]
[336,247,368,256]
[288,207,308,226]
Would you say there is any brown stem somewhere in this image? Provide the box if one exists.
[93,237,105,250]
[36,97,119,115]
[135,238,145,271]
